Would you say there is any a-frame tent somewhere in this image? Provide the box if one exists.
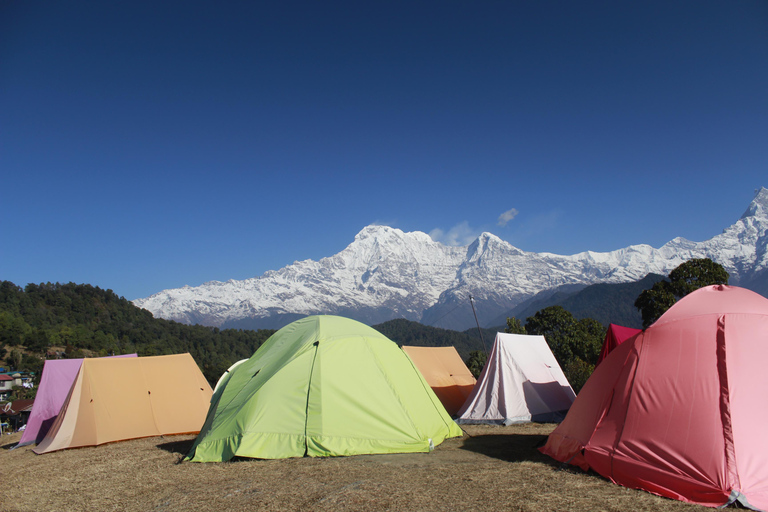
[34,353,212,454]
[596,323,641,366]
[402,346,476,416]
[186,315,462,462]
[456,332,575,425]
[540,285,768,510]
[17,354,137,448]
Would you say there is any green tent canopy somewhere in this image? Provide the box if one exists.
[186,315,462,461]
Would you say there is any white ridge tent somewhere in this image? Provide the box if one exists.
[456,332,576,425]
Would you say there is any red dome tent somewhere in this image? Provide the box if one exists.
[595,323,641,366]
[540,285,768,510]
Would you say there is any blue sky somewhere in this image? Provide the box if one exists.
[2,1,767,301]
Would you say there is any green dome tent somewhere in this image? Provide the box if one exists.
[186,315,462,461]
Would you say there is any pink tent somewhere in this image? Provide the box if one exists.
[595,323,641,366]
[17,354,136,448]
[540,285,768,510]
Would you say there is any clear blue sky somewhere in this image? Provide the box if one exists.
[2,1,767,301]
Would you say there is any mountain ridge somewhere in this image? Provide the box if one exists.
[133,187,768,330]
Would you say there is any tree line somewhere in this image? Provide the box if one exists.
[0,281,274,385]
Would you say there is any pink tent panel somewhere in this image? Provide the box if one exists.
[595,323,641,366]
[17,354,137,448]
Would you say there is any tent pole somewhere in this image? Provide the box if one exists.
[469,295,488,355]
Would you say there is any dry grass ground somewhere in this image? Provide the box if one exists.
[1,424,708,512]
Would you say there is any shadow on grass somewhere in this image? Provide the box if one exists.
[156,437,195,456]
[156,438,265,464]
[458,433,553,464]
[2,441,19,450]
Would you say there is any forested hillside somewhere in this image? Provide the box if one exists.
[372,318,487,359]
[0,281,275,384]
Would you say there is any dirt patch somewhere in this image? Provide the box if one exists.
[0,424,707,512]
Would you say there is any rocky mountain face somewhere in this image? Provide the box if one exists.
[133,188,768,331]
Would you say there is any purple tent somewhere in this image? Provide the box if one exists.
[17,354,136,447]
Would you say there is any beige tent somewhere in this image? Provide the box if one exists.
[402,346,476,416]
[34,353,212,454]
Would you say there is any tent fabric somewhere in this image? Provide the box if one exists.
[17,354,137,448]
[456,333,575,425]
[402,346,476,416]
[539,285,768,510]
[186,315,462,462]
[596,323,641,366]
[34,353,212,454]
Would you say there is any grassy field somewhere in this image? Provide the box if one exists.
[1,423,708,512]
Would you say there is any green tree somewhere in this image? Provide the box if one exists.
[10,348,23,370]
[25,328,50,354]
[563,358,594,395]
[525,306,605,393]
[635,258,729,328]
[573,317,605,365]
[0,311,29,346]
[21,353,43,374]
[668,257,729,296]
[466,350,487,379]
[524,306,579,364]
[505,317,526,334]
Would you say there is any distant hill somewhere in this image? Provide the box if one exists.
[499,274,667,329]
[0,281,275,385]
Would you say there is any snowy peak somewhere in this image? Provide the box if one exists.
[741,187,768,221]
[134,187,768,330]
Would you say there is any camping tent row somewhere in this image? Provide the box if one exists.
[540,285,768,511]
[21,314,576,460]
[21,353,213,454]
[187,316,579,462]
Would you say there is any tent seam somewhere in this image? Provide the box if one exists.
[303,340,321,456]
[716,315,740,496]
[609,332,646,479]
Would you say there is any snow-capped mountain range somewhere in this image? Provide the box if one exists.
[134,187,768,331]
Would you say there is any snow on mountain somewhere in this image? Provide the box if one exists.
[133,187,768,330]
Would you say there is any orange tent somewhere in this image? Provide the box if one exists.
[402,346,476,416]
[34,353,212,454]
